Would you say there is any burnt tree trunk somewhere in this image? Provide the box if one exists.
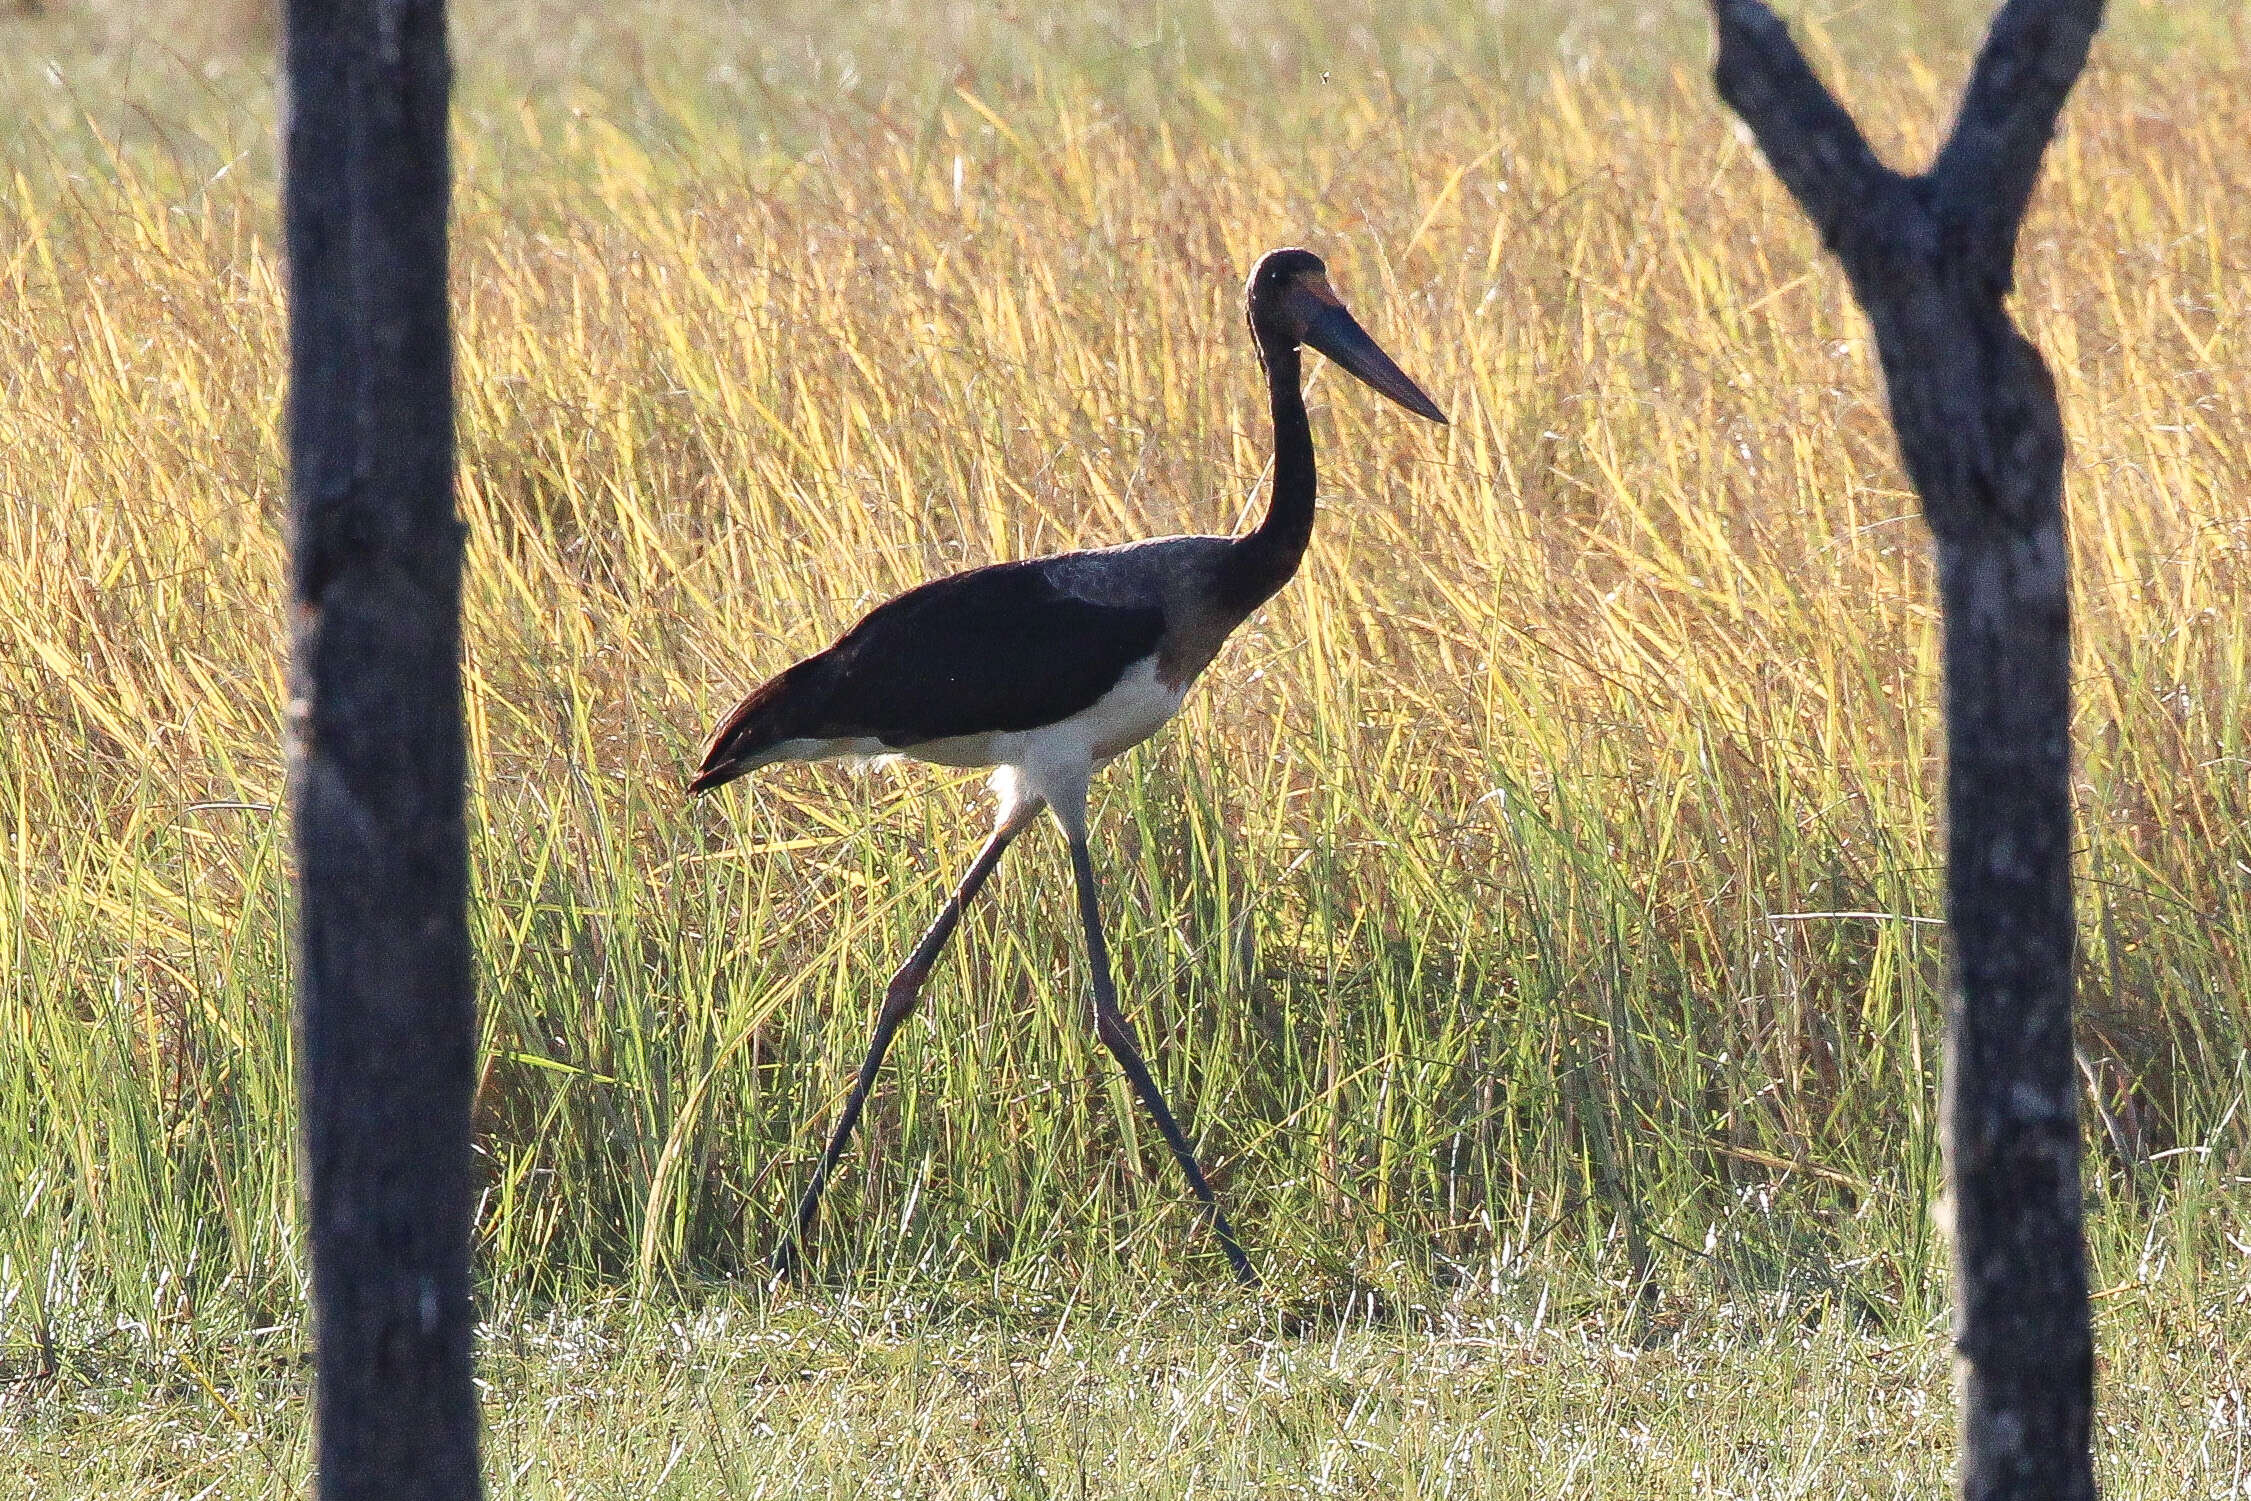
[282,2,481,1498]
[1708,1,2101,1496]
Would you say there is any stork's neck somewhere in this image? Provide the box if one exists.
[1219,332,1313,613]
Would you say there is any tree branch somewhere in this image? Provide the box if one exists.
[1709,0,1905,270]
[1708,4,2101,1498]
[1931,0,2107,288]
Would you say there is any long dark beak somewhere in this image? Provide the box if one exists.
[1303,303,1448,424]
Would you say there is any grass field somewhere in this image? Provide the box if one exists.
[4,0,2250,1491]
[13,1285,2251,1498]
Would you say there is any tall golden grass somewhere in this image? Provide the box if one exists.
[3,5,2247,1348]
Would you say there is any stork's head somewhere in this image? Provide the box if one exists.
[1245,248,1447,424]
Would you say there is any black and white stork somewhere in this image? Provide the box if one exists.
[691,247,1446,1285]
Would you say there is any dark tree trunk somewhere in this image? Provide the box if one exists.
[282,2,481,1498]
[1707,2,2101,1496]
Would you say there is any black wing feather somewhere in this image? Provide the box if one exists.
[803,559,1165,745]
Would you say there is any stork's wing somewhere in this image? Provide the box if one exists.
[810,558,1165,745]
[697,556,1167,776]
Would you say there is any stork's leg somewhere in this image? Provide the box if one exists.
[778,812,1030,1276]
[1066,835,1259,1287]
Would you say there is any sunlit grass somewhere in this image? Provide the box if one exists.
[2,0,2247,1390]
[13,1284,2251,1498]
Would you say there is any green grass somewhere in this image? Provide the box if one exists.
[13,1279,2251,1497]
[4,0,2251,1488]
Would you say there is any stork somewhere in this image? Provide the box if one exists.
[691,248,1447,1285]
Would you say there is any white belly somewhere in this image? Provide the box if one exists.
[1074,653,1191,758]
[907,654,1187,772]
[754,657,1188,838]
[751,657,1197,846]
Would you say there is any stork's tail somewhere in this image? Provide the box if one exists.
[689,662,821,795]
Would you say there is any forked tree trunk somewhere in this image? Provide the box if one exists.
[1707,2,2101,1496]
[282,2,481,1497]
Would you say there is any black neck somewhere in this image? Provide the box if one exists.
[1219,331,1314,613]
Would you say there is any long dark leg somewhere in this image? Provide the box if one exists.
[778,817,1025,1275]
[1067,837,1258,1287]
